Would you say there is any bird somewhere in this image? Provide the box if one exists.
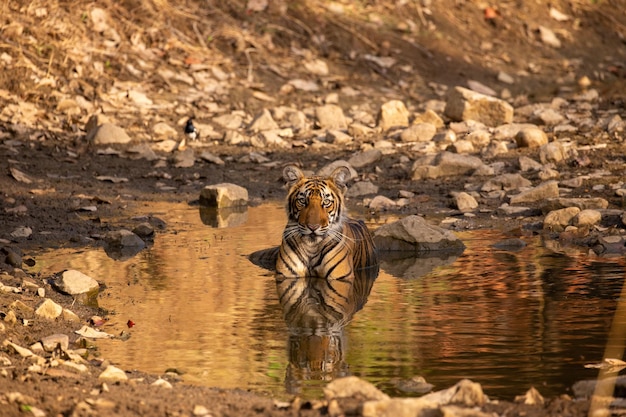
[184,117,199,141]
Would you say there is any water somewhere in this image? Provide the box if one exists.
[30,202,626,401]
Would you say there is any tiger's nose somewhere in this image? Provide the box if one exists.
[307,223,320,231]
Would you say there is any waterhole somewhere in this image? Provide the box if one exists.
[32,201,626,400]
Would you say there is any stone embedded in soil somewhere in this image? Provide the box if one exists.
[35,298,63,319]
[348,149,382,168]
[104,230,146,248]
[543,207,581,232]
[454,192,479,213]
[41,334,70,352]
[315,104,348,130]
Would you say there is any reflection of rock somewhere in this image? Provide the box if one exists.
[373,215,465,254]
[103,229,146,261]
[199,207,248,228]
[379,251,460,280]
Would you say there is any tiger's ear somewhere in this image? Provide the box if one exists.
[330,166,351,194]
[283,165,304,187]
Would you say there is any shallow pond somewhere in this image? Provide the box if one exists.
[31,201,626,401]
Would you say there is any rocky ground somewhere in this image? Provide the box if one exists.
[1,0,626,416]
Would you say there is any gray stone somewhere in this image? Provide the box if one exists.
[54,270,99,295]
[466,130,491,148]
[373,215,466,253]
[509,181,559,205]
[444,86,513,126]
[346,181,379,197]
[540,141,576,164]
[199,183,248,208]
[421,379,487,406]
[104,230,146,248]
[348,149,382,168]
[412,109,444,128]
[172,148,195,168]
[377,100,409,131]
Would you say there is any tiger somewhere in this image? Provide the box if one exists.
[276,165,378,280]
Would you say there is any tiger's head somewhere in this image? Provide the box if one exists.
[282,165,351,242]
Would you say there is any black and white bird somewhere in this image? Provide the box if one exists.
[184,117,199,141]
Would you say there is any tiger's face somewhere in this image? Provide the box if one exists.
[283,166,350,242]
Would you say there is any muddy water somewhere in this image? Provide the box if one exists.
[32,202,626,400]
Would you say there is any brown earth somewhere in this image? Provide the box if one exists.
[1,0,626,416]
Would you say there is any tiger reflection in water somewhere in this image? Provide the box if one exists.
[249,165,379,394]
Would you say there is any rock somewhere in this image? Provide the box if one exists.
[413,109,444,128]
[411,152,488,180]
[454,192,478,213]
[481,173,532,192]
[326,129,353,145]
[199,183,248,208]
[573,209,602,227]
[542,197,609,212]
[348,149,382,168]
[519,156,543,172]
[10,226,32,239]
[132,223,155,239]
[421,379,487,406]
[99,365,128,382]
[346,181,379,197]
[248,108,279,131]
[348,122,375,138]
[85,114,110,137]
[304,59,329,76]
[377,100,409,131]
[315,104,347,130]
[509,181,559,205]
[151,378,173,389]
[543,207,581,231]
[104,230,146,248]
[89,123,132,145]
[54,269,99,295]
[172,148,195,168]
[317,161,358,179]
[362,397,438,417]
[35,299,63,319]
[373,215,466,253]
[324,376,389,402]
[447,139,475,154]
[444,86,513,126]
[538,25,561,48]
[400,123,436,142]
[540,141,575,164]
[41,334,69,352]
[152,122,177,139]
[213,113,243,130]
[369,195,397,210]
[466,130,491,148]
[515,126,548,148]
[199,151,225,165]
